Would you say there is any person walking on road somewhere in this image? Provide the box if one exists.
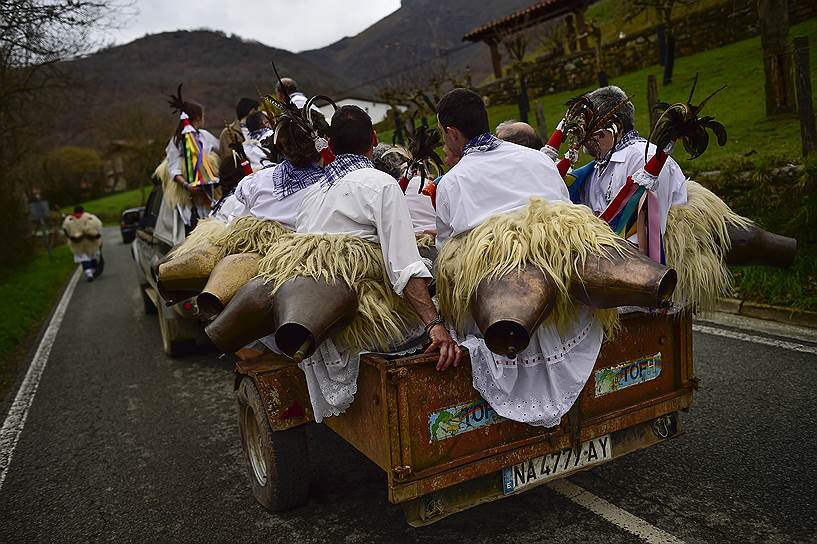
[62,205,103,281]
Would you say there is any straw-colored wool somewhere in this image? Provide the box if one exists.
[416,232,436,249]
[436,197,622,338]
[257,234,420,351]
[213,215,288,255]
[665,180,753,312]
[167,218,228,258]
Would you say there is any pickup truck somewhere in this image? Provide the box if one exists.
[131,184,204,356]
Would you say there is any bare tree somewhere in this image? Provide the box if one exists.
[0,0,130,264]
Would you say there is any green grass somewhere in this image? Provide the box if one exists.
[62,186,148,224]
[379,17,817,174]
[0,244,77,398]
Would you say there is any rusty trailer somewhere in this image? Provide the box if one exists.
[234,311,695,525]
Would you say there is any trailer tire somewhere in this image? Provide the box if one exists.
[237,378,310,512]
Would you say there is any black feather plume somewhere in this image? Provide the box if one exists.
[166,83,185,114]
[648,73,727,160]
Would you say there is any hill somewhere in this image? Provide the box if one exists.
[58,30,353,145]
[301,0,535,94]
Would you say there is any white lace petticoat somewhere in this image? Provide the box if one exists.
[455,306,603,428]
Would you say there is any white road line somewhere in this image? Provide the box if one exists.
[692,324,817,356]
[548,479,685,544]
[0,267,81,491]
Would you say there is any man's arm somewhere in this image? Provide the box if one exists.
[374,182,462,370]
[403,277,463,371]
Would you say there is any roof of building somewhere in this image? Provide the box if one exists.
[463,0,591,42]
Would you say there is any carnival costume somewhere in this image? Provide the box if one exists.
[63,211,103,280]
[432,133,642,427]
[551,80,796,311]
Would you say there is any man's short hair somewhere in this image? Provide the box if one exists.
[330,105,373,155]
[236,98,259,120]
[496,120,544,149]
[586,86,635,133]
[275,78,298,96]
[245,111,268,133]
[436,88,489,140]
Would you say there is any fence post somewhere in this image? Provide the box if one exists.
[647,74,659,131]
[793,36,817,157]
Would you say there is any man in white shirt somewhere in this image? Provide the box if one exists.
[434,88,603,428]
[276,77,320,112]
[294,105,461,420]
[577,86,688,240]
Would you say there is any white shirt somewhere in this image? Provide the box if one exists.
[288,92,321,113]
[210,193,248,224]
[296,167,431,295]
[404,176,437,233]
[582,141,688,236]
[164,130,220,178]
[435,141,570,249]
[233,166,309,230]
[243,140,273,171]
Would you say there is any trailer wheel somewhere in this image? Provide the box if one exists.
[237,378,310,512]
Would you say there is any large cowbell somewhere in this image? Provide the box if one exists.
[156,242,223,303]
[571,240,677,309]
[196,252,261,320]
[204,277,276,354]
[273,277,358,361]
[471,264,557,358]
[725,224,797,268]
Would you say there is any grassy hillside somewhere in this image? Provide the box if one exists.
[380,17,817,174]
[63,187,147,224]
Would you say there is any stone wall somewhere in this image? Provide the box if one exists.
[479,0,817,105]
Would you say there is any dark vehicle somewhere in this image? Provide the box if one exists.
[120,206,144,243]
[131,186,203,356]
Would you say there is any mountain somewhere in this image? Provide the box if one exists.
[59,30,352,144]
[56,1,534,144]
[301,0,535,95]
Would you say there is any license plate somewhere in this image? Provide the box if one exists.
[502,434,612,494]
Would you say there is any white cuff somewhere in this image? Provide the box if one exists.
[392,260,432,296]
[631,168,659,191]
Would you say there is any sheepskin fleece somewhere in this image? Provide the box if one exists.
[168,218,228,258]
[153,151,222,210]
[665,180,753,311]
[213,215,288,255]
[436,197,622,337]
[257,234,420,351]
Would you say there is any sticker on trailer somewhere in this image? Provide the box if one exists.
[427,399,504,442]
[594,352,662,397]
[502,435,612,494]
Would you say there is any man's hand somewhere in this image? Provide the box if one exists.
[425,323,462,371]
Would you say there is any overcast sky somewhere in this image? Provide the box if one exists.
[102,0,401,52]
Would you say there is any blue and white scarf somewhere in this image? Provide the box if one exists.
[272,159,324,200]
[460,132,502,158]
[322,153,375,188]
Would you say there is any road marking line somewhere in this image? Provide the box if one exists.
[0,267,81,491]
[548,479,685,544]
[693,324,817,355]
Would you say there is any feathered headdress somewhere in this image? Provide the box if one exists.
[383,124,445,194]
[649,73,727,160]
[262,61,338,164]
[563,91,633,150]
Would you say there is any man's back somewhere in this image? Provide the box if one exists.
[435,141,570,246]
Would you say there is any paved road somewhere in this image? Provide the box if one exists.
[1,228,816,544]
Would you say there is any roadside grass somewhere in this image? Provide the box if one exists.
[0,244,76,399]
[62,186,148,224]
